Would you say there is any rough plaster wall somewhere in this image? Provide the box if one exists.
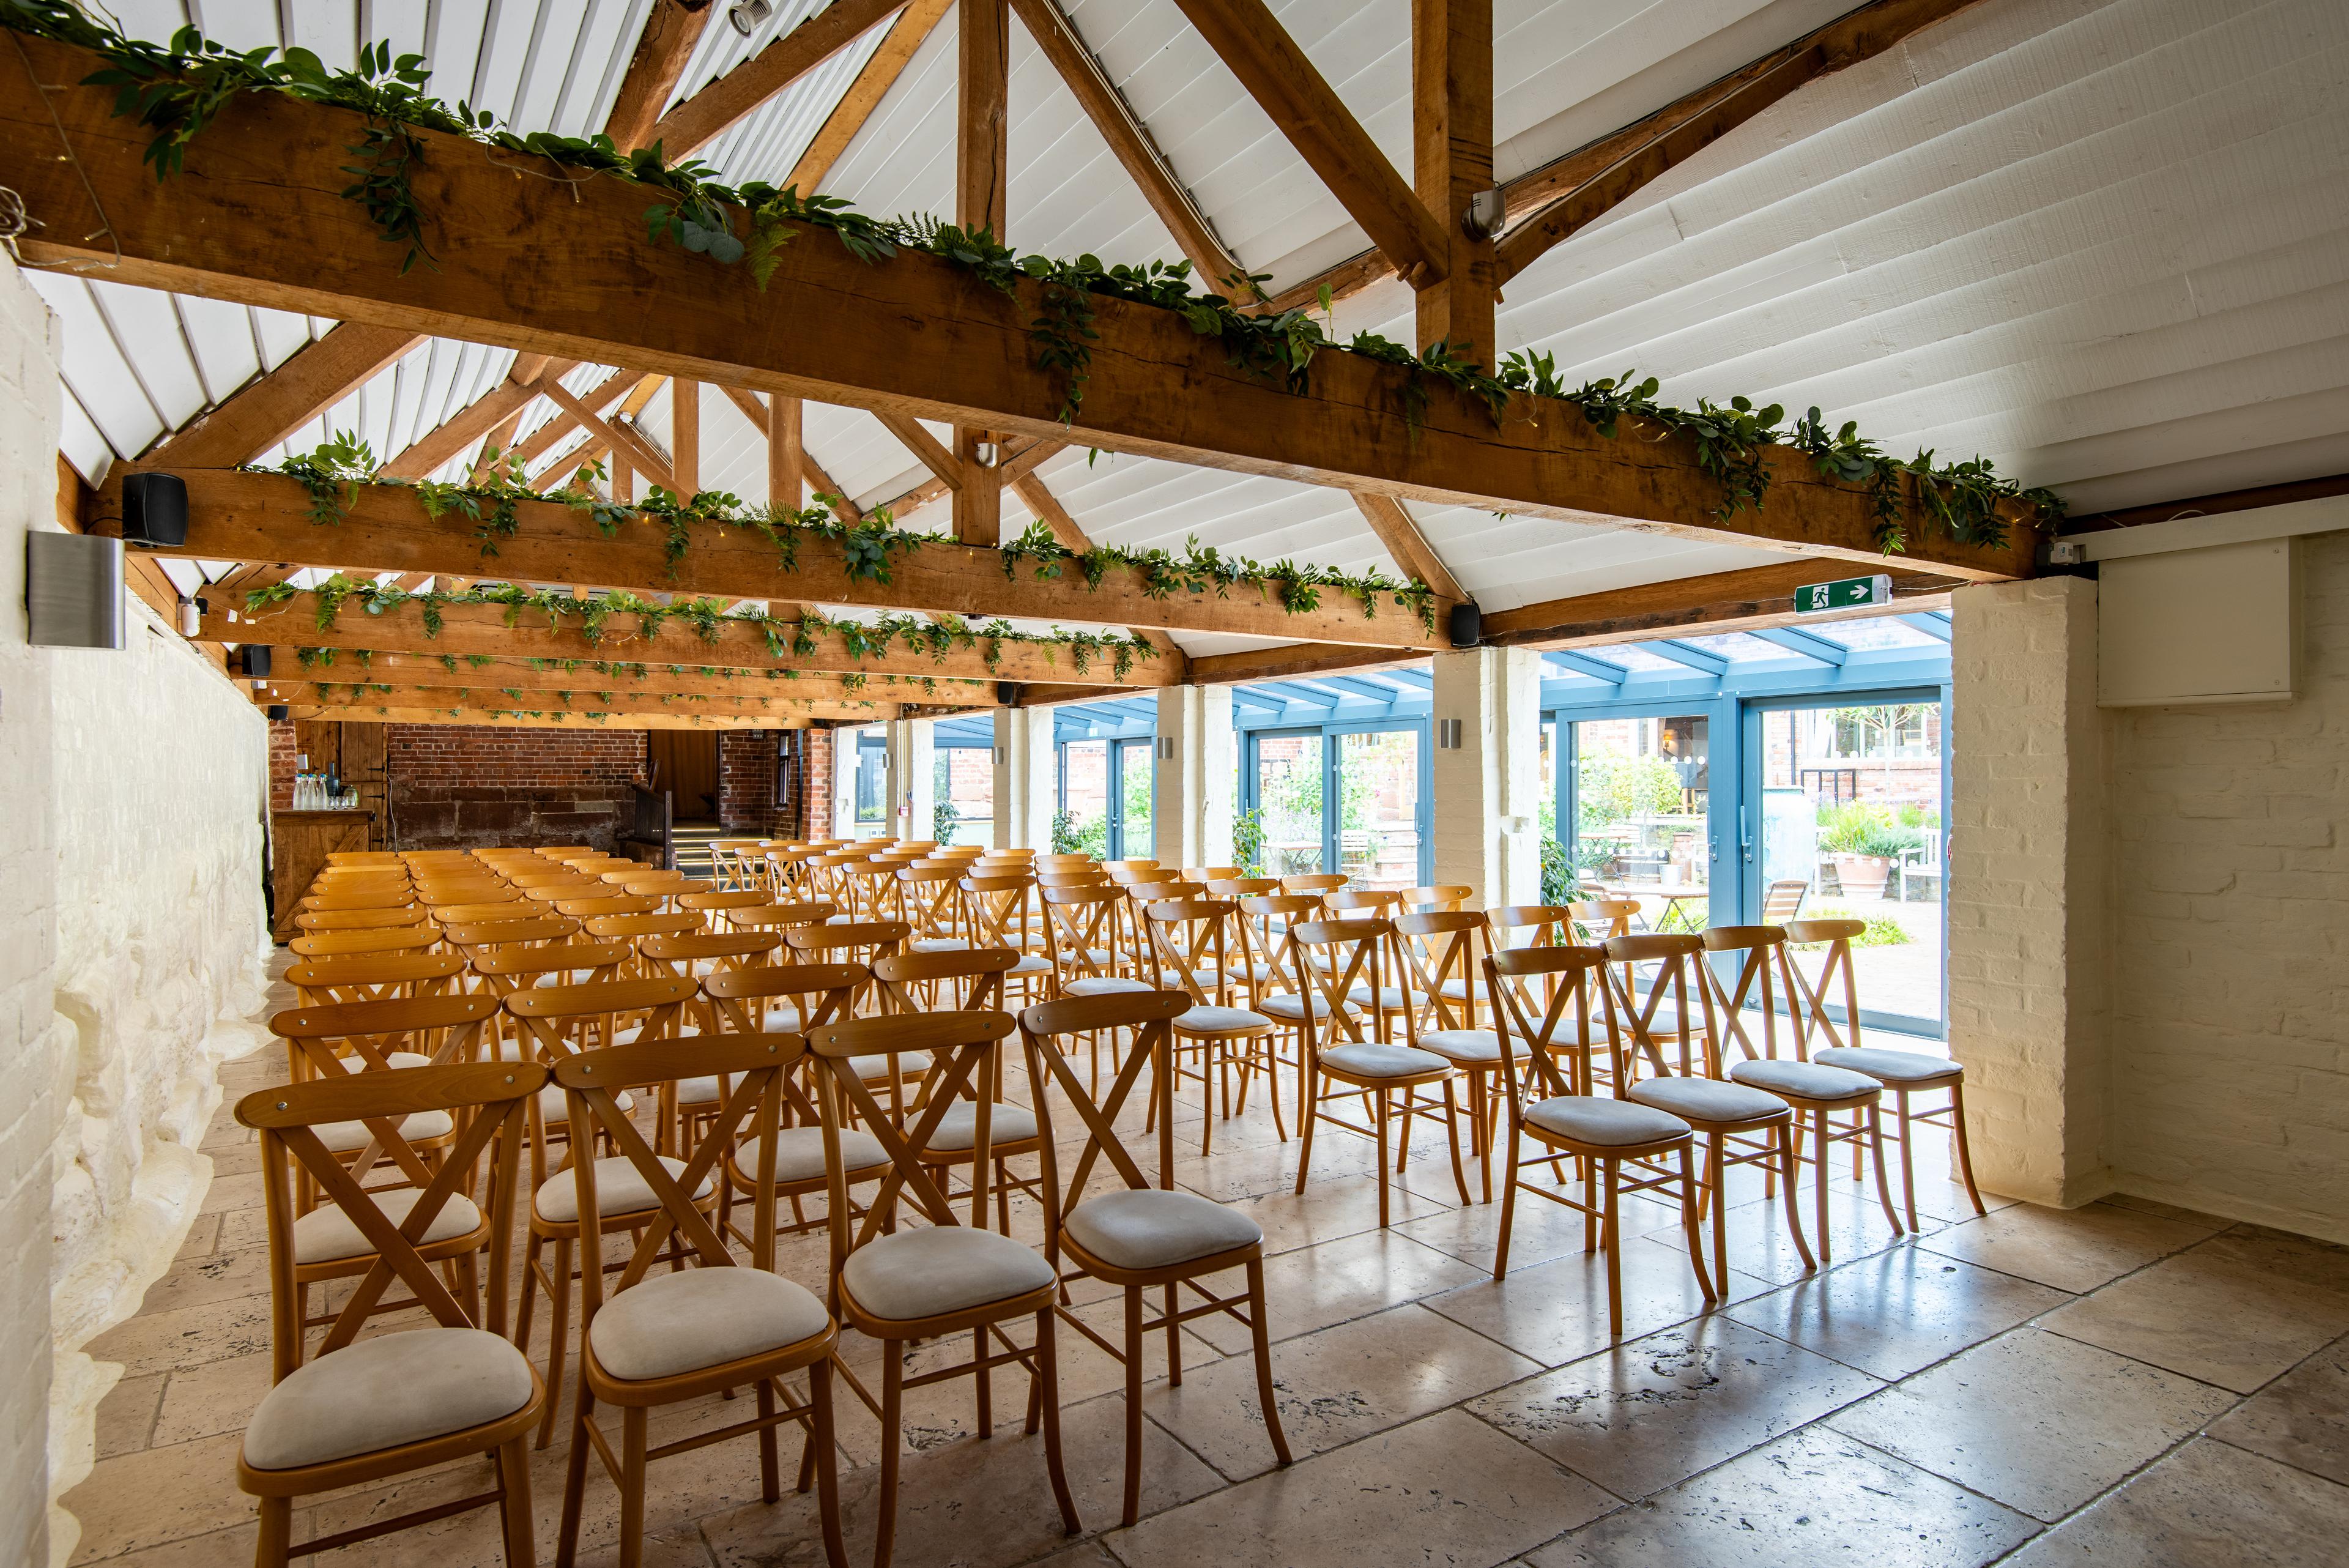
[1947,577,2112,1208]
[2107,534,2349,1242]
[45,592,272,1559]
[0,251,64,1568]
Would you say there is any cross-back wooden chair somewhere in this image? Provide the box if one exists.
[291,905,428,932]
[1400,883,1473,912]
[442,916,584,964]
[235,1062,544,1567]
[730,900,838,936]
[960,872,1052,1008]
[1289,918,1471,1225]
[286,953,465,1009]
[892,863,970,954]
[1020,990,1291,1525]
[505,976,708,1446]
[1393,910,1508,1200]
[554,893,661,919]
[582,912,708,978]
[870,949,1044,1232]
[1327,887,1417,1028]
[470,942,632,1059]
[805,1010,1079,1568]
[1236,892,1333,1120]
[703,838,765,890]
[1041,885,1144,1000]
[429,900,546,927]
[782,919,908,1014]
[1784,917,1986,1228]
[549,1038,846,1568]
[1487,904,1572,951]
[639,932,784,1151]
[1139,897,1279,1153]
[418,882,519,908]
[1605,933,1812,1299]
[518,881,603,906]
[678,888,772,931]
[1695,926,1903,1265]
[1485,946,1712,1339]
[1567,899,1641,944]
[289,927,437,960]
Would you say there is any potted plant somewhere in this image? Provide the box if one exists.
[1816,804,1920,902]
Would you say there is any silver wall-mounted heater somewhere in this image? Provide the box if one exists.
[28,532,125,649]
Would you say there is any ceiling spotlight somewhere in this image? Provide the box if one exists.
[177,595,200,637]
[973,440,1002,469]
[727,0,773,37]
[1462,187,1506,242]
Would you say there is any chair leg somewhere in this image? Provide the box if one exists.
[1678,1145,1715,1304]
[1165,1283,1183,1386]
[876,1347,903,1568]
[1122,1287,1145,1526]
[1291,1061,1321,1195]
[1948,1082,1987,1216]
[557,1384,596,1568]
[1372,1087,1392,1229]
[1896,1089,1920,1230]
[256,1496,294,1568]
[619,1406,648,1568]
[495,1434,535,1567]
[1866,1101,1904,1234]
[1246,1255,1292,1466]
[1492,1127,1520,1280]
[1438,1079,1472,1205]
[1034,1307,1082,1536]
[809,1358,848,1568]
[755,1380,781,1504]
[1471,1071,1493,1204]
[1707,1132,1729,1301]
[538,1236,573,1447]
[973,1325,992,1438]
[1776,1124,1817,1274]
[1813,1108,1833,1266]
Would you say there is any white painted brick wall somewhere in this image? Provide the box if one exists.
[1948,576,2111,1207]
[1431,647,1541,908]
[1153,685,1234,869]
[991,707,1053,849]
[885,717,933,839]
[2106,533,2349,1241]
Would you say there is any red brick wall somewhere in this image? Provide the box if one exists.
[386,726,648,849]
[267,719,295,810]
[806,727,833,840]
[718,730,778,833]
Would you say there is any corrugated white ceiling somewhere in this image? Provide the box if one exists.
[30,0,2349,623]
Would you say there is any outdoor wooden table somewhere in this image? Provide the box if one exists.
[1594,882,1710,934]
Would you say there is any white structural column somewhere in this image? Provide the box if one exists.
[1154,684,1236,869]
[992,707,1056,849]
[828,726,859,839]
[885,717,935,840]
[1431,647,1543,908]
[1947,577,2112,1207]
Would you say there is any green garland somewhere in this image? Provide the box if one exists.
[9,1,2065,554]
[247,575,1161,678]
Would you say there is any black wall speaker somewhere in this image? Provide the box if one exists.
[1447,601,1483,649]
[237,645,272,679]
[121,473,190,548]
[267,705,291,721]
[995,680,1018,705]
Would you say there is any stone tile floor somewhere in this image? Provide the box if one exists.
[65,970,2349,1567]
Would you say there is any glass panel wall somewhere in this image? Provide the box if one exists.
[1115,738,1152,861]
[1336,727,1423,889]
[1252,731,1324,875]
[933,746,993,846]
[1566,713,1712,932]
[852,729,887,836]
[1058,740,1109,858]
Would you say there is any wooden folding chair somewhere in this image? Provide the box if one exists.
[235,1062,544,1567]
[806,1010,1080,1568]
[550,1038,845,1568]
[1021,991,1291,1525]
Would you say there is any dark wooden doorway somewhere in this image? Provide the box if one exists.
[647,730,721,822]
[292,719,388,848]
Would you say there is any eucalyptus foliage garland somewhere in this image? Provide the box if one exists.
[7,0,2067,552]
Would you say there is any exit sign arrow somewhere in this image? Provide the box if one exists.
[1794,574,1894,614]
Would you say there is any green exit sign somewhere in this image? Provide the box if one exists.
[1793,574,1894,614]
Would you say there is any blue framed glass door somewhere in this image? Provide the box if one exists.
[1242,720,1431,886]
[1058,737,1154,859]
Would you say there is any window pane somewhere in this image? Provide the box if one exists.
[853,732,886,827]
[1568,714,1709,930]
[1253,733,1323,875]
[1118,740,1152,861]
[1059,741,1108,858]
[934,747,992,846]
[1337,728,1420,890]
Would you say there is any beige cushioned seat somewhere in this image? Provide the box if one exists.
[1064,976,1151,997]
[1320,1042,1449,1079]
[317,1110,453,1151]
[1729,1059,1879,1102]
[1009,954,1053,976]
[1176,1004,1272,1033]
[535,1155,715,1224]
[738,1126,889,1184]
[242,1328,533,1470]
[1064,1189,1263,1270]
[1260,993,1356,1022]
[1525,1096,1690,1146]
[1343,985,1412,1010]
[910,937,972,953]
[1813,1046,1964,1085]
[1436,978,1480,1003]
[613,1024,702,1048]
[675,1073,738,1106]
[1196,960,1273,985]
[589,1268,829,1381]
[840,1227,1055,1321]
[921,1102,1039,1152]
[1414,1028,1502,1065]
[1628,1076,1788,1125]
[337,1051,432,1072]
[850,1053,912,1083]
[293,1189,483,1264]
[536,1083,633,1120]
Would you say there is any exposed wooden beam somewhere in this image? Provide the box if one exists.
[768,393,804,511]
[1480,560,1958,649]
[784,0,956,191]
[1412,0,1494,359]
[1008,472,1185,664]
[719,384,864,520]
[261,683,894,722]
[1270,0,1989,311]
[206,590,1181,686]
[955,0,1011,548]
[1349,492,1465,603]
[1189,641,1428,685]
[378,357,574,480]
[1009,0,1245,291]
[539,380,677,491]
[673,377,702,496]
[1168,0,1448,287]
[2063,471,2349,533]
[875,412,963,491]
[250,649,996,704]
[604,0,717,152]
[650,0,910,157]
[277,704,796,730]
[998,436,1071,484]
[0,34,2032,581]
[133,323,420,469]
[152,470,1444,647]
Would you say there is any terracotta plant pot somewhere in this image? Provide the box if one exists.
[1830,853,1893,901]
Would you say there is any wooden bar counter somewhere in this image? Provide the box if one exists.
[269,809,377,942]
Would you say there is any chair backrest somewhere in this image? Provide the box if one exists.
[1290,916,1405,1051]
[325,851,403,867]
[504,976,694,1066]
[582,912,707,942]
[467,941,631,995]
[1141,898,1242,1005]
[286,953,466,1007]
[1041,885,1127,983]
[1395,910,1491,1028]
[288,927,437,959]
[1019,991,1192,1227]
[1206,877,1281,899]
[1326,887,1403,916]
[1485,945,1616,1104]
[641,932,783,987]
[1783,918,1868,1053]
[440,916,581,952]
[892,864,967,946]
[1567,899,1641,943]
[782,918,910,968]
[1759,879,1810,924]
[1600,933,1702,1078]
[702,961,868,1035]
[806,1009,1025,1243]
[1697,924,1800,1070]
[417,882,517,907]
[240,1061,541,1373]
[872,947,1015,1014]
[1036,854,1096,872]
[1037,866,1110,888]
[270,992,497,1077]
[555,893,662,918]
[555,1037,801,1307]
[427,901,543,926]
[1280,872,1347,897]
[1400,883,1473,913]
[731,901,838,933]
[1104,859,1159,885]
[297,888,420,913]
[1490,904,1572,948]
